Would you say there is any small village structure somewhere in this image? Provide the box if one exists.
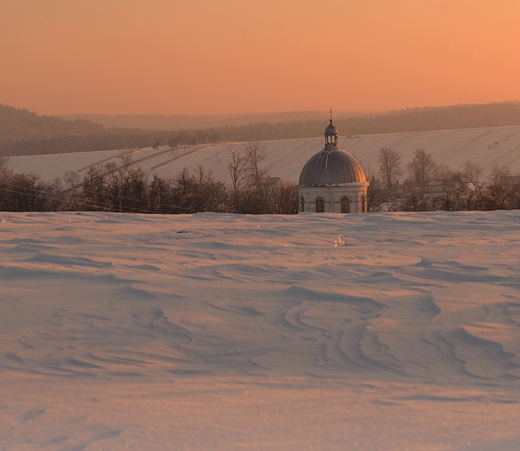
[298,116,368,213]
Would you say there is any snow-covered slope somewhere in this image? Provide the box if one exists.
[8,125,520,184]
[1,211,520,450]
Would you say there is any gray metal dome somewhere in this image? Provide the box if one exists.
[298,148,367,187]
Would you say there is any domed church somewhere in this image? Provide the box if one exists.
[298,114,368,213]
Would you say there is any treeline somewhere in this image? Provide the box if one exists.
[367,147,520,212]
[3,102,520,156]
[3,143,520,214]
[0,143,298,214]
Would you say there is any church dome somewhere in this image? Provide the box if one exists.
[299,148,366,187]
[298,120,366,187]
[298,114,369,213]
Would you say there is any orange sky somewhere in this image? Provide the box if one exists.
[1,0,519,115]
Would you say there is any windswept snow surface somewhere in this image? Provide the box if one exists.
[1,211,520,450]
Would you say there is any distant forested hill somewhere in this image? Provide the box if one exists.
[60,103,520,134]
[337,102,520,135]
[2,102,520,156]
[0,104,103,145]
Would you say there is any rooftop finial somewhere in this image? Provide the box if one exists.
[329,108,333,123]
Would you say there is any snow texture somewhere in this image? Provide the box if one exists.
[1,211,520,450]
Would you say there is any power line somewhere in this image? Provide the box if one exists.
[0,183,196,214]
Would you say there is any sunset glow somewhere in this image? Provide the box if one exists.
[2,0,519,115]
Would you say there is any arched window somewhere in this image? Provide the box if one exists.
[301,197,305,213]
[316,197,325,213]
[341,196,350,213]
[361,196,366,213]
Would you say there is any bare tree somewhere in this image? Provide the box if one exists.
[63,170,80,196]
[0,155,9,174]
[228,146,247,209]
[367,173,385,212]
[236,141,273,213]
[104,166,147,213]
[272,181,298,214]
[377,147,401,199]
[407,148,437,190]
[148,174,172,214]
[5,173,50,211]
[244,141,270,188]
[83,164,106,209]
[119,150,133,167]
[435,163,452,184]
[490,163,511,185]
[461,160,482,184]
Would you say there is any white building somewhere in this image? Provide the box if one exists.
[298,118,369,213]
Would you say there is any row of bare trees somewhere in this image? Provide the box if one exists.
[0,156,63,211]
[0,143,298,214]
[368,147,520,212]
[4,142,520,215]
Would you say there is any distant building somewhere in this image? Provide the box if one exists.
[298,116,368,213]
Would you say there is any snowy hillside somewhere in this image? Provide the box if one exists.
[8,125,520,185]
[1,211,520,450]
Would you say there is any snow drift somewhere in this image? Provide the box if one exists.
[1,211,519,450]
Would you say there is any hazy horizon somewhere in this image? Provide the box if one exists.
[9,101,520,121]
[2,1,519,116]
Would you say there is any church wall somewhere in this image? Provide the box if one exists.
[298,184,368,213]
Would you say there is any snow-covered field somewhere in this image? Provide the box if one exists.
[8,125,520,185]
[1,211,520,450]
